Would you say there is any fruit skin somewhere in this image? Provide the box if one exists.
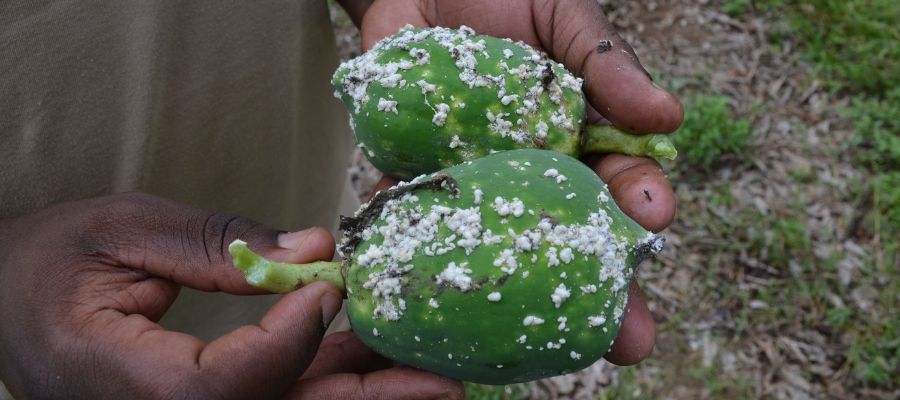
[332,26,585,180]
[343,149,663,384]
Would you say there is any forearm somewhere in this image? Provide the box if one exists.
[335,0,374,28]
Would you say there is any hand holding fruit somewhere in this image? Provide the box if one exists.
[348,1,684,369]
[0,194,462,399]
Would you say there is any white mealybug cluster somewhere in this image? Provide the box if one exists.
[580,284,598,294]
[377,98,398,114]
[550,283,571,308]
[493,248,519,275]
[535,121,549,139]
[433,103,451,126]
[449,135,465,149]
[559,248,574,264]
[435,261,474,291]
[492,196,524,217]
[587,315,607,328]
[473,188,483,205]
[523,316,545,326]
[417,79,436,93]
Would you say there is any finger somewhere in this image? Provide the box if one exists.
[199,282,344,398]
[604,281,656,365]
[91,282,341,399]
[586,154,675,232]
[360,0,428,51]
[285,367,465,400]
[79,193,335,294]
[268,227,337,265]
[531,0,683,133]
[300,331,393,379]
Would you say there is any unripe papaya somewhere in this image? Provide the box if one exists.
[230,149,664,384]
[332,25,676,180]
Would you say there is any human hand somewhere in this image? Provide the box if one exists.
[0,193,463,399]
[358,1,682,366]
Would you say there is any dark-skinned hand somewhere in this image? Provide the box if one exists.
[0,193,463,399]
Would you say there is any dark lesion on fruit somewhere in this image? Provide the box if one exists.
[339,173,460,272]
[632,235,665,265]
[539,209,560,226]
[540,64,556,91]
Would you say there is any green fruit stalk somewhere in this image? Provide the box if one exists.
[332,25,677,180]
[230,149,663,384]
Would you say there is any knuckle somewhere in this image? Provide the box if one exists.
[196,211,260,265]
[77,192,165,259]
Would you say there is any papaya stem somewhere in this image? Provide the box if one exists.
[581,125,677,160]
[228,240,345,294]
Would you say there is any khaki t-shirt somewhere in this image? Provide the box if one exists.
[0,0,358,344]
[1,0,354,230]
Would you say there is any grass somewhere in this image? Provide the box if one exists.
[671,94,754,171]
[727,0,900,96]
[719,1,900,390]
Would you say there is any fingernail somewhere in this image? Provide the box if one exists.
[277,229,316,252]
[320,291,342,328]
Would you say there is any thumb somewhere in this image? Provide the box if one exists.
[82,192,335,294]
[532,0,683,133]
[198,281,343,398]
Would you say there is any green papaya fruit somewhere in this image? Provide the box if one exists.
[332,25,676,180]
[230,149,663,384]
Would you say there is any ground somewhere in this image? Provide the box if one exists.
[329,1,899,398]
